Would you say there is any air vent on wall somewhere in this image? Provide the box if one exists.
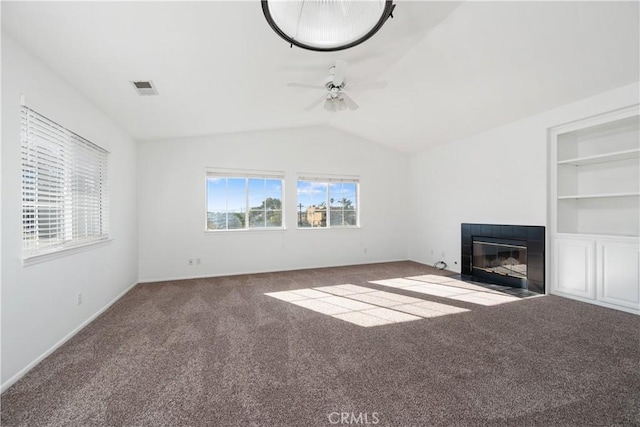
[130,80,158,96]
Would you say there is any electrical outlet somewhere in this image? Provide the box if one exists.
[196,258,201,265]
[188,258,194,265]
[77,293,82,306]
[363,248,368,253]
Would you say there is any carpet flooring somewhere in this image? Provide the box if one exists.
[2,261,639,426]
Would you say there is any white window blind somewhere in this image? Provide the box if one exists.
[297,174,359,184]
[207,170,285,180]
[21,105,109,260]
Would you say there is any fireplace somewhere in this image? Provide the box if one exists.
[472,237,528,288]
[461,224,545,294]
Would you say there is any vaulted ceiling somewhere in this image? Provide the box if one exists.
[2,1,638,152]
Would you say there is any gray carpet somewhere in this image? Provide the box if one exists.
[2,261,639,426]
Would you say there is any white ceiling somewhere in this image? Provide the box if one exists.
[2,1,639,152]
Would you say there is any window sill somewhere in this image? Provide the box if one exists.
[204,228,286,234]
[22,238,113,267]
[297,226,361,231]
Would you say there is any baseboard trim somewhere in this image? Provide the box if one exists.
[549,290,640,315]
[407,257,460,274]
[1,280,139,393]
[138,258,410,284]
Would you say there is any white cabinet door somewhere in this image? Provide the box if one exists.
[553,238,595,299]
[597,240,640,310]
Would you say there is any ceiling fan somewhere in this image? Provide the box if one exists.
[287,60,387,112]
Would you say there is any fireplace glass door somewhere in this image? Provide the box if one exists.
[472,239,527,279]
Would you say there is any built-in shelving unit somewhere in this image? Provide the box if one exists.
[555,113,639,237]
[557,148,639,166]
[558,192,639,199]
[549,105,640,314]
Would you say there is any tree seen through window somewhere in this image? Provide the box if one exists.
[207,176,283,230]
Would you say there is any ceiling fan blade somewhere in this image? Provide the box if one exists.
[348,81,388,91]
[341,92,359,111]
[304,95,327,111]
[287,82,326,90]
[333,60,347,86]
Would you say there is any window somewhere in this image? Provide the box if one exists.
[297,176,358,228]
[21,105,109,261]
[206,171,284,230]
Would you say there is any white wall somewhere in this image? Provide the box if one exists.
[408,82,640,272]
[1,34,138,388]
[138,126,409,282]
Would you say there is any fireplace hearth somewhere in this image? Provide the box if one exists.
[461,224,545,294]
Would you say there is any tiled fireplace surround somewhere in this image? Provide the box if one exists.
[461,223,545,294]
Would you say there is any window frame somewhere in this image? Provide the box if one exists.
[205,169,285,232]
[296,174,360,229]
[20,104,110,265]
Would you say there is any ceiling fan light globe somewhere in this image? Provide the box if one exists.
[324,99,334,112]
[262,0,395,52]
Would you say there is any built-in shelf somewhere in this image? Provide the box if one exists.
[558,192,640,200]
[557,231,639,239]
[550,106,640,315]
[558,148,640,166]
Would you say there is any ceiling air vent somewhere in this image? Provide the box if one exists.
[130,80,158,96]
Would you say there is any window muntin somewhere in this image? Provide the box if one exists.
[248,178,282,228]
[207,177,245,229]
[297,177,358,228]
[206,172,283,230]
[21,105,109,260]
[329,182,358,227]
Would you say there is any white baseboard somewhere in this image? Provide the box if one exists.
[549,290,640,315]
[138,258,409,284]
[408,257,459,274]
[1,280,139,393]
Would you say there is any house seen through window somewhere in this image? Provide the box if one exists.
[297,177,358,228]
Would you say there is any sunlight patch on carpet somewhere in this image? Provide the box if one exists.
[371,276,524,306]
[265,284,469,327]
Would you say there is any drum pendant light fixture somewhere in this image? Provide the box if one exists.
[262,0,395,52]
